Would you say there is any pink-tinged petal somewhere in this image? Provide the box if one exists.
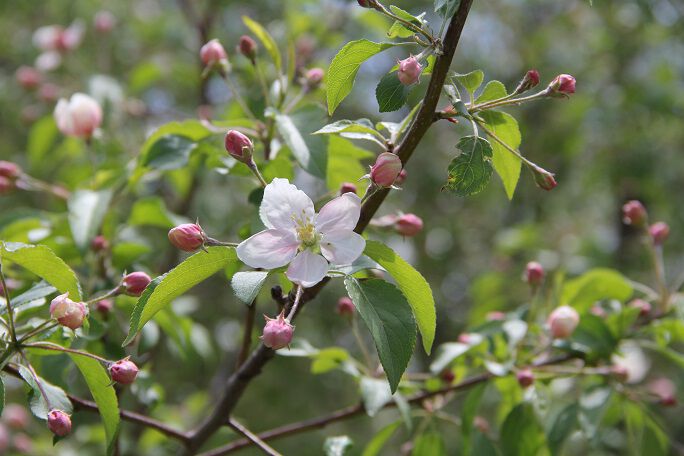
[320,230,366,265]
[259,178,315,231]
[54,99,73,135]
[315,193,362,233]
[286,250,329,288]
[237,229,299,270]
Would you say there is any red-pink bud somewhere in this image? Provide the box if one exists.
[515,69,540,94]
[525,261,544,286]
[370,153,402,187]
[357,0,373,7]
[96,299,113,314]
[530,164,557,191]
[305,68,325,88]
[2,404,29,430]
[91,235,109,252]
[336,297,355,317]
[168,223,206,251]
[123,272,151,296]
[457,333,471,344]
[261,312,294,350]
[238,35,257,62]
[38,82,59,102]
[0,177,14,195]
[622,200,647,226]
[339,182,357,195]
[649,222,669,246]
[486,311,506,321]
[0,161,21,179]
[15,66,41,90]
[648,377,677,406]
[93,11,116,33]
[397,56,423,86]
[200,39,228,67]
[395,169,407,185]
[224,130,254,163]
[54,93,103,139]
[547,305,580,339]
[628,299,651,317]
[548,74,576,96]
[109,359,139,384]
[395,213,423,237]
[47,410,71,437]
[440,369,455,384]
[516,368,535,388]
[50,292,88,330]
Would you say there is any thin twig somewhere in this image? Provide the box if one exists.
[228,418,282,456]
[236,302,257,368]
[0,261,18,343]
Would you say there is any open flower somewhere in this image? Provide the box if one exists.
[237,179,365,287]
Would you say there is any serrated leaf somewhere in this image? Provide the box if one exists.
[362,421,402,456]
[242,16,282,73]
[443,136,493,196]
[17,365,72,419]
[344,278,416,393]
[453,70,484,96]
[363,241,436,354]
[276,105,328,178]
[231,271,269,304]
[376,72,410,113]
[479,111,521,199]
[561,268,633,312]
[123,246,238,346]
[1,242,81,300]
[387,6,425,39]
[500,403,549,456]
[324,435,353,456]
[435,0,461,18]
[7,281,56,309]
[68,189,113,251]
[69,354,120,456]
[326,40,396,115]
[476,80,507,104]
[360,376,393,417]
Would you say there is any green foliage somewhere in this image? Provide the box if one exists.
[568,314,617,361]
[17,365,73,419]
[242,16,282,73]
[413,432,446,456]
[376,72,410,113]
[500,403,549,456]
[231,271,269,304]
[275,105,328,178]
[561,268,633,311]
[387,6,425,39]
[443,136,494,196]
[479,111,521,199]
[68,189,113,251]
[476,81,507,104]
[435,0,461,18]
[453,70,484,98]
[362,421,401,456]
[547,403,578,454]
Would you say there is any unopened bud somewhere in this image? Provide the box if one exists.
[473,416,490,434]
[457,333,471,344]
[305,68,324,89]
[395,169,407,185]
[54,93,103,139]
[395,213,423,237]
[547,74,576,97]
[525,261,544,286]
[440,369,455,384]
[238,35,257,62]
[370,152,402,187]
[336,297,355,317]
[224,130,254,163]
[357,0,374,8]
[122,271,151,296]
[3,404,29,430]
[397,56,423,86]
[109,358,139,384]
[547,305,580,339]
[649,222,669,246]
[628,299,651,317]
[516,368,535,388]
[648,377,677,406]
[622,200,647,226]
[15,66,41,90]
[0,161,21,179]
[168,223,206,251]
[91,235,108,252]
[514,69,540,94]
[339,182,357,195]
[38,82,59,102]
[94,11,116,34]
[50,292,88,330]
[530,164,557,191]
[200,39,228,67]
[47,410,71,437]
[261,312,294,350]
[96,299,113,315]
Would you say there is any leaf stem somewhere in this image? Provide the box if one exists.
[17,321,59,344]
[0,261,17,344]
[24,342,111,364]
[247,160,269,188]
[18,351,53,410]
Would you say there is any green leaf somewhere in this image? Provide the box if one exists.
[561,268,633,312]
[362,421,401,456]
[453,70,484,97]
[435,0,461,18]
[376,72,410,113]
[123,246,238,346]
[547,404,578,455]
[0,375,4,417]
[363,241,436,354]
[462,384,487,454]
[387,6,425,39]
[360,376,393,417]
[27,116,58,165]
[69,354,120,456]
[476,80,507,104]
[479,111,521,199]
[327,136,374,195]
[413,432,447,456]
[568,314,617,361]
[501,403,549,456]
[10,281,57,308]
[314,119,380,139]
[326,40,396,115]
[344,278,416,393]
[1,242,81,300]
[443,136,494,196]
[231,271,269,304]
[68,189,113,251]
[324,435,353,456]
[276,105,328,179]
[142,135,197,171]
[17,365,72,419]
[128,197,187,229]
[242,16,282,73]
[311,347,350,374]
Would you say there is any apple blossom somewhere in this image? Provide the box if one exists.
[238,35,257,62]
[0,161,21,179]
[525,261,544,286]
[15,66,41,90]
[548,74,576,96]
[237,179,365,287]
[305,68,325,88]
[91,235,109,252]
[339,182,357,195]
[516,368,534,388]
[94,11,117,34]
[515,69,540,94]
[530,163,557,190]
[200,39,228,67]
[47,410,71,437]
[629,298,651,317]
[225,130,254,163]
[96,299,113,314]
[54,93,103,139]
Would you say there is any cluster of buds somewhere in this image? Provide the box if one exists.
[0,161,22,195]
[54,93,103,139]
[122,271,152,297]
[49,293,88,330]
[109,358,139,384]
[200,39,230,74]
[168,223,207,251]
[397,56,423,86]
[261,312,294,350]
[547,305,580,339]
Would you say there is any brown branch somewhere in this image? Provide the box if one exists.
[236,301,257,368]
[199,354,575,455]
[228,418,282,456]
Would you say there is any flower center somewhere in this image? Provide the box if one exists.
[293,211,319,249]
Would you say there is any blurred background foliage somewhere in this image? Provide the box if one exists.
[0,0,683,454]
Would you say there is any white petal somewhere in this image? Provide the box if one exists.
[286,250,329,288]
[315,193,362,233]
[259,178,315,231]
[236,229,299,270]
[320,230,366,265]
[54,99,73,135]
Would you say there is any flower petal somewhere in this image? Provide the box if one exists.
[320,229,366,266]
[237,229,299,270]
[315,193,362,233]
[259,178,315,231]
[286,250,329,288]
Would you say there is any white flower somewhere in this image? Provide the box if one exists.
[54,93,103,139]
[237,178,366,288]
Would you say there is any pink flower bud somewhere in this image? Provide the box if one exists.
[0,177,14,195]
[238,35,258,63]
[440,369,455,384]
[168,223,206,251]
[622,200,647,226]
[261,312,294,350]
[2,404,29,430]
[649,222,669,246]
[395,169,407,185]
[54,93,103,139]
[96,299,113,314]
[395,214,423,237]
[370,152,402,187]
[15,66,41,90]
[548,74,576,96]
[200,39,228,67]
[109,359,139,384]
[50,292,88,330]
[457,333,471,344]
[91,235,109,252]
[336,297,355,316]
[123,272,152,296]
[628,299,651,317]
[547,305,580,339]
[0,161,21,179]
[397,56,423,86]
[305,68,325,88]
[525,261,544,286]
[516,368,535,388]
[515,69,540,93]
[93,11,116,34]
[224,130,254,163]
[648,377,677,406]
[38,82,60,102]
[357,0,374,7]
[339,182,357,195]
[47,410,71,437]
[486,311,506,321]
[530,164,557,190]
